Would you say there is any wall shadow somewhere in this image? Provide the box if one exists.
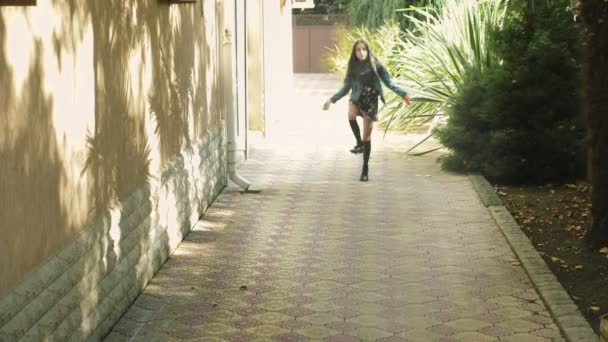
[84,0,152,217]
[1,0,224,339]
[0,17,68,298]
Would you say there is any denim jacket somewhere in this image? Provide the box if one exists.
[330,63,407,104]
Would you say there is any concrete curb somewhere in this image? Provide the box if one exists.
[469,174,503,207]
[469,174,598,342]
[601,314,608,341]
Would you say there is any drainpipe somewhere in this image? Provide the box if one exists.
[227,117,251,191]
[222,11,250,191]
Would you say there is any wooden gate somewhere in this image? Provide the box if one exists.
[292,15,350,73]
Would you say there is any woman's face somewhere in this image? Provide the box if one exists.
[355,43,368,61]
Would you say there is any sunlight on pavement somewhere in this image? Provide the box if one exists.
[254,73,441,156]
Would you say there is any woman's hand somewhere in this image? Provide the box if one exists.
[403,96,411,105]
[322,99,332,110]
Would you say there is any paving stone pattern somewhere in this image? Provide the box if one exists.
[104,74,566,341]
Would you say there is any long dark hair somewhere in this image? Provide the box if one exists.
[345,39,380,81]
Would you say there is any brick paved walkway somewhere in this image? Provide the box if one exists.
[104,75,565,341]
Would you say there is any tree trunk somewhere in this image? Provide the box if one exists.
[582,0,608,245]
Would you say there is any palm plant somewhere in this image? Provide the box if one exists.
[384,0,509,153]
[327,0,510,154]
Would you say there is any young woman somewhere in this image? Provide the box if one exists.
[322,40,411,182]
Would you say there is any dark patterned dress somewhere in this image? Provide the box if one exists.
[350,63,380,121]
[358,86,380,121]
[330,60,408,118]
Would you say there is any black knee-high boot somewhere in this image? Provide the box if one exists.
[349,120,363,154]
[360,141,371,181]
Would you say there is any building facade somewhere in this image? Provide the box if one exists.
[0,0,295,340]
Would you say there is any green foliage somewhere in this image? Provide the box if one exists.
[324,24,402,76]
[347,0,439,31]
[435,0,585,183]
[326,0,509,135]
[348,0,407,29]
[383,0,509,132]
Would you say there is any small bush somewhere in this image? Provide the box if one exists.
[435,0,585,184]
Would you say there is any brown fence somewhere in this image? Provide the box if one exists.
[292,15,350,73]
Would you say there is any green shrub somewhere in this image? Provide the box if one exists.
[435,0,585,183]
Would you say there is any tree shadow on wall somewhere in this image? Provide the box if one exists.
[0,18,68,298]
[63,0,220,340]
[0,0,223,339]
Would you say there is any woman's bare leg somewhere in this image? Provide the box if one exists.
[362,117,373,142]
[348,103,358,120]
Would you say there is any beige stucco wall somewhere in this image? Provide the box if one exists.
[247,0,265,132]
[0,0,225,299]
[263,0,295,136]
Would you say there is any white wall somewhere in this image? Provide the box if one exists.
[262,0,295,138]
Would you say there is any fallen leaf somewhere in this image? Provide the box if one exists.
[575,265,584,270]
[599,247,608,254]
[511,261,521,266]
[550,256,560,262]
[590,306,601,312]
[497,191,507,196]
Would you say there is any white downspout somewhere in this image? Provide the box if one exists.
[227,122,251,190]
[222,1,250,191]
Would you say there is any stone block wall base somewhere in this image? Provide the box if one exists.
[0,124,227,342]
